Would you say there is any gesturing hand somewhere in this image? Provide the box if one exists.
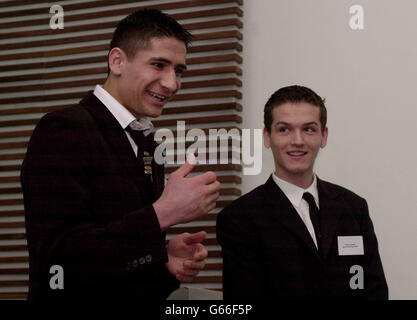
[153,154,221,230]
[166,231,208,282]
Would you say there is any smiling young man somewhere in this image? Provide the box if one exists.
[217,85,388,300]
[21,9,221,299]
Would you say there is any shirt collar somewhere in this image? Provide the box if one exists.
[272,173,320,209]
[128,118,154,136]
[93,85,153,135]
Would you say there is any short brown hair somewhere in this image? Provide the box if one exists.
[264,85,327,133]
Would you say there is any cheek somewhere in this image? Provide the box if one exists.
[271,139,287,156]
[274,136,289,149]
[309,142,323,157]
[305,135,322,148]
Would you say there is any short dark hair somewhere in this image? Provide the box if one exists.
[107,9,193,73]
[264,85,327,133]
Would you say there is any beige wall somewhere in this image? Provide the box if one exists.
[242,0,417,299]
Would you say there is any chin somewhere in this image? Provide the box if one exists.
[149,111,163,118]
[145,107,163,118]
[287,166,310,175]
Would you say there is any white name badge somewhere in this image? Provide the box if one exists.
[337,236,364,256]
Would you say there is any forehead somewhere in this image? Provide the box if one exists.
[272,102,320,124]
[133,36,186,62]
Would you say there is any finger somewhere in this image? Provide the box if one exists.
[200,200,217,215]
[192,171,217,185]
[184,259,206,271]
[206,180,221,194]
[173,154,195,178]
[183,231,206,245]
[201,192,218,214]
[193,244,208,261]
[178,266,200,277]
[204,191,219,205]
[186,153,196,165]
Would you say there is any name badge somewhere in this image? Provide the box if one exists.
[337,236,364,256]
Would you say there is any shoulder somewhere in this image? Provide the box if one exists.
[319,178,367,205]
[33,92,101,142]
[27,103,95,155]
[217,183,269,238]
[219,183,268,218]
[37,91,100,128]
[39,104,93,129]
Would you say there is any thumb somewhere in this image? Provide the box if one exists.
[174,153,196,178]
[183,231,207,245]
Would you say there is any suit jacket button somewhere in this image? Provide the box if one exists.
[132,259,138,268]
[139,257,146,265]
[145,254,152,263]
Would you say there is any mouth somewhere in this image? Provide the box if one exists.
[146,90,169,103]
[287,151,308,158]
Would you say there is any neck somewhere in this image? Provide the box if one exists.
[274,170,314,189]
[103,78,141,120]
[103,77,116,99]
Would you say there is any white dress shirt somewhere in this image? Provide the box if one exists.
[93,85,154,156]
[272,173,320,248]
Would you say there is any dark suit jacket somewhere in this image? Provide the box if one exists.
[217,176,388,300]
[21,92,179,299]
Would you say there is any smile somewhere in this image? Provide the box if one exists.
[287,151,307,156]
[147,90,168,102]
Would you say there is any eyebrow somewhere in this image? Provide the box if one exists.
[274,121,319,127]
[150,57,187,70]
[303,122,319,126]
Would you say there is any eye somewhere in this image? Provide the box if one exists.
[152,62,164,69]
[305,127,316,133]
[175,68,185,77]
[278,127,289,133]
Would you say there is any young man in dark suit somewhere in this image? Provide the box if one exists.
[217,85,388,299]
[21,9,221,299]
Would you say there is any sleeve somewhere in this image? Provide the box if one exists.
[216,205,271,300]
[360,199,389,299]
[21,112,179,295]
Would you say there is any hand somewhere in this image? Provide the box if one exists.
[153,154,220,230]
[166,231,208,282]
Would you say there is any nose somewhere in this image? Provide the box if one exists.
[160,69,179,93]
[291,130,304,146]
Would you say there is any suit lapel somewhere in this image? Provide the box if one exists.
[150,138,164,201]
[80,92,148,193]
[264,176,322,262]
[317,177,344,260]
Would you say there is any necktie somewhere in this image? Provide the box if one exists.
[125,126,153,164]
[302,192,322,251]
[125,126,154,199]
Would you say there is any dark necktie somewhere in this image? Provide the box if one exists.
[125,126,153,165]
[125,126,154,199]
[302,192,322,252]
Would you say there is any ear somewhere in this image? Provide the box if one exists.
[320,126,328,148]
[263,128,271,149]
[107,47,126,76]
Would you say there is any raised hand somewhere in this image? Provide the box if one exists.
[153,154,221,230]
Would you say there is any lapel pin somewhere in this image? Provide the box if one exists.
[143,156,153,175]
